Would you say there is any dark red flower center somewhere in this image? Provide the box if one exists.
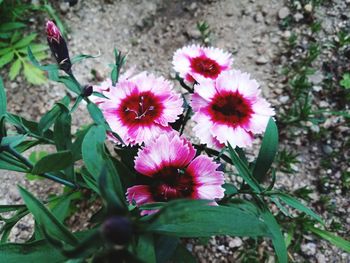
[208,91,253,127]
[190,55,221,79]
[150,166,194,201]
[118,91,163,127]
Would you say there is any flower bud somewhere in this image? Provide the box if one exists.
[46,20,72,74]
[101,216,132,245]
[82,85,93,97]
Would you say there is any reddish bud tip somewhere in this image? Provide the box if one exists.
[46,20,61,43]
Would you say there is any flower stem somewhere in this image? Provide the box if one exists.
[4,146,78,189]
[179,107,192,135]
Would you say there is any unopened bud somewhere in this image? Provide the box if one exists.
[46,21,61,44]
[82,85,93,97]
[46,20,72,74]
[101,216,132,245]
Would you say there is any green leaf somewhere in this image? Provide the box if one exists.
[18,186,78,246]
[227,143,262,193]
[13,34,37,49]
[0,77,6,117]
[27,46,57,72]
[54,111,72,151]
[155,236,179,263]
[305,224,350,253]
[0,240,66,263]
[259,204,288,263]
[71,53,99,64]
[0,204,26,213]
[19,44,47,54]
[0,152,29,172]
[252,118,278,182]
[23,62,47,85]
[32,150,73,174]
[0,51,14,68]
[38,105,62,134]
[148,200,270,238]
[271,193,323,224]
[50,192,80,223]
[171,244,196,263]
[0,22,25,31]
[135,235,156,263]
[9,59,22,80]
[87,102,107,126]
[0,47,12,56]
[71,125,91,161]
[82,125,125,206]
[1,135,26,148]
[57,76,81,95]
[340,73,350,89]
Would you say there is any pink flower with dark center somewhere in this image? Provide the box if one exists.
[172,45,233,83]
[99,72,183,145]
[46,20,61,44]
[191,70,275,149]
[126,132,225,215]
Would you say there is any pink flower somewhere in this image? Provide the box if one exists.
[126,132,225,215]
[191,70,275,149]
[172,45,233,83]
[46,20,61,44]
[98,72,183,145]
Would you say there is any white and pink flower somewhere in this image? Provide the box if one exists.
[126,132,225,215]
[98,72,183,145]
[172,45,233,83]
[191,70,275,149]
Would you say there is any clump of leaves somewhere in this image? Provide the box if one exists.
[340,73,350,89]
[197,21,211,46]
[0,0,64,84]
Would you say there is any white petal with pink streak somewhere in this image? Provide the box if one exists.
[134,132,196,176]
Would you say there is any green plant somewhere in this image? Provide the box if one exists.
[197,21,211,46]
[276,149,299,174]
[0,0,64,84]
[340,73,350,89]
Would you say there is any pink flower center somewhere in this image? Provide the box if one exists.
[208,91,253,127]
[118,91,163,127]
[190,55,221,79]
[150,166,194,201]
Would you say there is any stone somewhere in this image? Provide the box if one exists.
[279,95,290,103]
[301,242,317,256]
[304,3,313,13]
[254,12,264,23]
[294,13,304,22]
[278,7,290,20]
[59,2,70,13]
[255,56,269,65]
[228,237,243,248]
[308,71,324,85]
[322,145,333,155]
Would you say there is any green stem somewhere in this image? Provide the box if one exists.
[4,146,78,189]
[179,107,192,135]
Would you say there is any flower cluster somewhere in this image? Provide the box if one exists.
[92,44,274,214]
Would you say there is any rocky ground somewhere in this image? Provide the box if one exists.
[0,0,349,262]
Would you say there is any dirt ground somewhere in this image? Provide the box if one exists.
[1,0,349,262]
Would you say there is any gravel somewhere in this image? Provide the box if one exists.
[0,0,349,261]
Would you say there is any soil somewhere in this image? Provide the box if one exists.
[0,0,349,262]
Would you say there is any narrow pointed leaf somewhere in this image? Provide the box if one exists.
[31,150,73,174]
[253,118,279,182]
[227,143,261,193]
[18,186,78,246]
[271,193,323,224]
